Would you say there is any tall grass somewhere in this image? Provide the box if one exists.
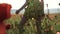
[5,14,60,34]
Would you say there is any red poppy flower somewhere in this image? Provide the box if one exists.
[0,3,12,21]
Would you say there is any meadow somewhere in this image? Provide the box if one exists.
[5,14,60,34]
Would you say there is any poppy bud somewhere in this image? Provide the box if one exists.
[6,24,11,30]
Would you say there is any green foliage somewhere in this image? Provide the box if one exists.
[6,15,36,34]
[5,15,21,34]
[5,14,60,34]
[25,0,44,19]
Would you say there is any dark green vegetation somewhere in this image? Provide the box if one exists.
[16,0,44,34]
[24,0,44,34]
[5,14,60,34]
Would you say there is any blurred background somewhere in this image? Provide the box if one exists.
[0,0,60,34]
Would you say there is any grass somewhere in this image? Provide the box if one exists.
[5,14,60,34]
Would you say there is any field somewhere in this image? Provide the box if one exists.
[5,14,60,34]
[5,14,36,34]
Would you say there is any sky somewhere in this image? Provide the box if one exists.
[0,0,26,9]
[0,0,60,14]
[0,0,60,9]
[44,0,60,9]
